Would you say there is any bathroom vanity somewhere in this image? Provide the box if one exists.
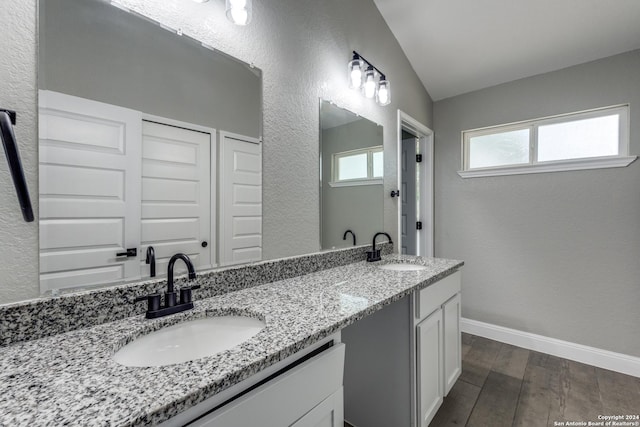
[0,250,462,426]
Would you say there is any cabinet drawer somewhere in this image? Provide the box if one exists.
[190,343,345,427]
[416,270,461,320]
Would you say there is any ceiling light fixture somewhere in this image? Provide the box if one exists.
[348,51,391,106]
[226,0,252,25]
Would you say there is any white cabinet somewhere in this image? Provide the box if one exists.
[416,308,444,427]
[187,342,345,427]
[342,269,462,427]
[413,270,461,427]
[292,388,344,427]
[443,293,462,395]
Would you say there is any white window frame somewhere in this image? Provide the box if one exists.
[458,104,636,178]
[329,145,384,187]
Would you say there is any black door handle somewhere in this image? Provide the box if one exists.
[116,248,137,257]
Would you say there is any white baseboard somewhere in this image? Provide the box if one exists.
[461,317,640,378]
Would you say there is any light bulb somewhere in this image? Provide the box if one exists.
[363,68,376,99]
[230,8,248,25]
[226,0,252,25]
[377,79,390,106]
[348,57,363,89]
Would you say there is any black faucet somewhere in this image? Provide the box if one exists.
[134,253,199,319]
[145,246,156,277]
[343,229,356,246]
[366,232,393,262]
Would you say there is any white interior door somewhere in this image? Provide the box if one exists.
[141,120,213,277]
[397,111,434,258]
[38,90,141,292]
[219,132,262,266]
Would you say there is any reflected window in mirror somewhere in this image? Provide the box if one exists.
[332,146,383,185]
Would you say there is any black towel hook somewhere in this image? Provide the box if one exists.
[0,109,34,222]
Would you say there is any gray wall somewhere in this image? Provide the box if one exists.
[40,0,261,138]
[434,50,640,357]
[321,119,383,249]
[0,0,433,303]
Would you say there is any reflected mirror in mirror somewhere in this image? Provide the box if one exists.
[38,0,263,294]
[320,101,383,250]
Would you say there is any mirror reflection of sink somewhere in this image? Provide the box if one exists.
[113,316,265,367]
[378,263,428,271]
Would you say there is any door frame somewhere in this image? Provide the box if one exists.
[396,110,434,257]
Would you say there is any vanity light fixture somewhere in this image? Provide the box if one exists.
[363,66,376,99]
[348,51,391,106]
[226,0,252,25]
[348,53,364,89]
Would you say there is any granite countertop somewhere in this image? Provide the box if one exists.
[0,255,462,426]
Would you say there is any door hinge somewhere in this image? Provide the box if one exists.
[416,154,423,163]
[416,221,422,230]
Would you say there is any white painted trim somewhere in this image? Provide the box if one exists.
[142,113,217,136]
[328,179,383,187]
[397,110,434,257]
[457,155,637,178]
[461,318,640,378]
[220,130,261,145]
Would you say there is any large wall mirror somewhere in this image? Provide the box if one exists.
[38,0,263,294]
[320,100,383,250]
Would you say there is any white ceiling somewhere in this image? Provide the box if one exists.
[373,0,640,101]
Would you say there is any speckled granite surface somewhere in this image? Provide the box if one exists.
[0,254,462,426]
[0,243,391,346]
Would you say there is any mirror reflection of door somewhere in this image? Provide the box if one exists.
[38,0,263,293]
[401,131,419,255]
[141,120,213,278]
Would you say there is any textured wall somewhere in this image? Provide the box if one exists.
[434,50,640,356]
[0,0,39,302]
[0,0,433,303]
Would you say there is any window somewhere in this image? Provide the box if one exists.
[459,105,634,178]
[330,146,383,186]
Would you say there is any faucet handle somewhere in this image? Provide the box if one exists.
[134,293,161,312]
[366,249,382,262]
[179,285,201,304]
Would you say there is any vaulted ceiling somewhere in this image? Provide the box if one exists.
[373,0,640,100]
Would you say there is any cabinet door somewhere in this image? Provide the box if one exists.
[189,344,344,427]
[443,293,462,395]
[416,308,443,427]
[292,387,343,427]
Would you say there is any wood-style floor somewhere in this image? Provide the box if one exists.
[431,333,640,427]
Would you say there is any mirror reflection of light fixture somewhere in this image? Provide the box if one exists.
[348,51,391,106]
[226,0,252,25]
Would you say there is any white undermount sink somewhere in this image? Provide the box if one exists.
[378,263,428,271]
[113,316,265,367]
